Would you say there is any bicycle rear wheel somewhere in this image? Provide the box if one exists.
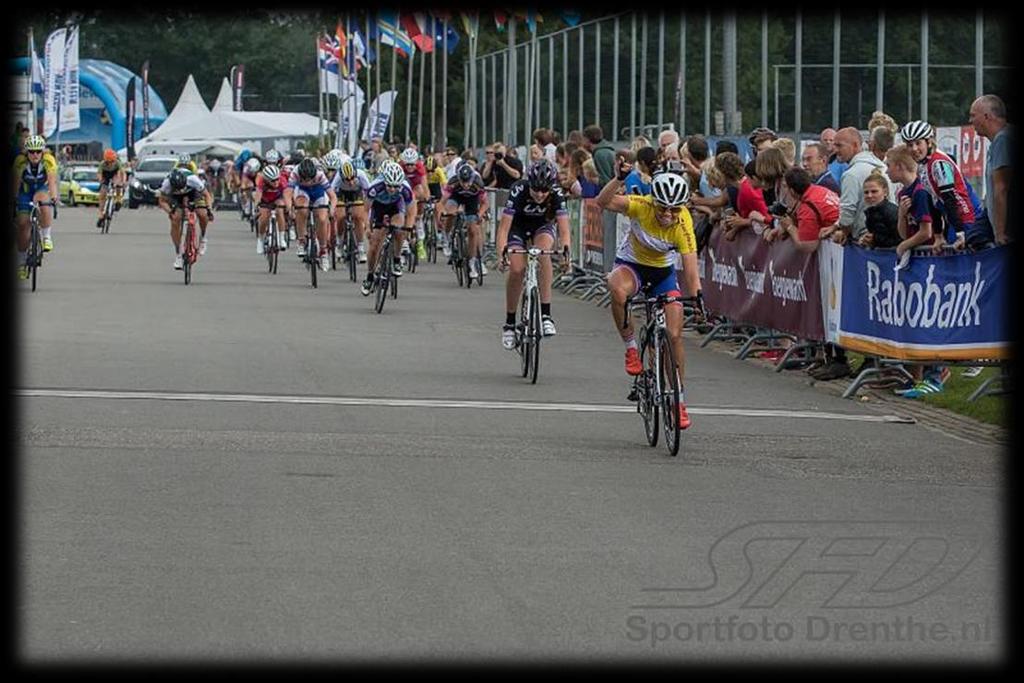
[528,286,541,384]
[346,220,358,282]
[308,236,318,289]
[29,224,41,292]
[639,333,659,447]
[373,243,389,314]
[660,336,681,457]
[183,229,192,285]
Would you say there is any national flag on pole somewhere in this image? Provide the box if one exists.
[559,10,582,27]
[524,9,543,34]
[494,10,508,32]
[319,34,340,74]
[335,21,349,77]
[401,12,433,53]
[377,11,414,57]
[428,15,460,54]
[29,30,44,95]
[352,29,371,66]
[460,12,479,39]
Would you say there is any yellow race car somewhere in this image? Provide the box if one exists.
[59,165,125,207]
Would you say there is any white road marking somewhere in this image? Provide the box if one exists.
[17,388,916,424]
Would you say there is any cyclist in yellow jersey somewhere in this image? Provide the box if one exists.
[13,135,59,277]
[96,148,126,226]
[424,155,447,252]
[597,159,706,430]
[174,153,199,174]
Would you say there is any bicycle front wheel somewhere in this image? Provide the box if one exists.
[347,222,358,282]
[308,238,318,289]
[29,226,40,292]
[518,288,530,378]
[660,335,681,457]
[639,334,659,447]
[528,286,541,384]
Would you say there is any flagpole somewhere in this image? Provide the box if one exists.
[389,34,397,142]
[405,45,415,144]
[375,13,381,134]
[430,13,436,150]
[27,28,34,133]
[317,32,324,142]
[442,18,448,149]
[416,29,425,146]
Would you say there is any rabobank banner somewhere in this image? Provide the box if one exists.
[823,244,1010,360]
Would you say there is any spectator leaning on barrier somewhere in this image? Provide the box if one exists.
[859,171,901,250]
[585,124,616,186]
[970,94,1014,245]
[826,127,894,245]
[765,166,840,251]
[802,142,841,194]
[885,146,943,256]
[753,146,790,209]
[722,158,770,240]
[820,127,849,186]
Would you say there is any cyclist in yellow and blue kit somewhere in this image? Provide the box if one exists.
[12,135,59,278]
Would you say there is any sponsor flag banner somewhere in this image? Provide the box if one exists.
[141,60,151,135]
[232,64,244,111]
[828,244,1010,361]
[43,28,66,137]
[60,25,80,132]
[582,199,605,272]
[361,90,397,142]
[125,77,136,161]
[30,31,44,95]
[700,227,825,340]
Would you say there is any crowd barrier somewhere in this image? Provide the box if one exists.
[522,195,1011,403]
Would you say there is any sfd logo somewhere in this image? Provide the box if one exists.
[638,521,986,609]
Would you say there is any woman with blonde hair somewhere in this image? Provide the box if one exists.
[771,137,797,167]
[630,135,651,153]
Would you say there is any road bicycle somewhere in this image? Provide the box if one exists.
[505,246,564,384]
[338,202,360,282]
[263,206,282,274]
[180,202,201,285]
[422,199,438,263]
[368,220,411,314]
[25,200,55,292]
[624,293,689,456]
[98,183,117,234]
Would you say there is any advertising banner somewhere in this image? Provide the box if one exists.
[141,60,151,135]
[125,77,136,161]
[959,125,989,198]
[566,198,583,267]
[582,199,605,272]
[361,91,397,142]
[830,244,1010,360]
[59,25,80,132]
[42,28,66,138]
[700,227,825,340]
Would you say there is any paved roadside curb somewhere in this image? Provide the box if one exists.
[694,332,1008,447]
[555,283,1007,446]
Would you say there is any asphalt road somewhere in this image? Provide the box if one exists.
[17,205,1004,663]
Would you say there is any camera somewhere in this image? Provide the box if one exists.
[494,152,504,160]
[768,202,789,217]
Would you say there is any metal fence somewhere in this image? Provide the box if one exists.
[460,10,1007,149]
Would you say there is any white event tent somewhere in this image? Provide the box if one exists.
[129,74,331,159]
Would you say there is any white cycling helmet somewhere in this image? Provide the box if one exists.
[244,157,261,174]
[651,172,690,207]
[324,150,344,170]
[399,147,419,165]
[899,120,934,142]
[261,164,281,182]
[264,149,282,164]
[381,161,406,187]
[177,153,191,164]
